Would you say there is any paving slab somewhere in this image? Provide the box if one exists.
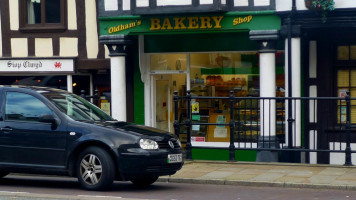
[159,160,356,190]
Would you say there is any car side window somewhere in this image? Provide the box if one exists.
[5,92,52,122]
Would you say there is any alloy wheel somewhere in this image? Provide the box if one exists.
[80,154,103,185]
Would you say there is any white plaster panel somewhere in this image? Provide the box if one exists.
[296,0,308,10]
[309,41,317,78]
[67,0,77,30]
[9,0,19,31]
[276,0,307,11]
[254,0,269,6]
[334,0,356,9]
[157,0,192,6]
[330,143,356,165]
[200,0,213,5]
[234,0,248,6]
[276,0,291,11]
[221,0,226,4]
[309,130,317,164]
[105,45,110,59]
[277,0,356,12]
[105,0,118,11]
[136,0,149,7]
[60,38,78,57]
[35,38,53,57]
[309,86,317,123]
[11,38,28,57]
[122,0,131,10]
[86,0,99,59]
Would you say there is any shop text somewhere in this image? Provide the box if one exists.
[233,15,253,25]
[108,20,142,34]
[150,16,224,30]
[7,61,42,69]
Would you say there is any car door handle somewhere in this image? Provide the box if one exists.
[0,127,12,133]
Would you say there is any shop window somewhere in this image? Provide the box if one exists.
[337,70,356,124]
[189,52,285,143]
[150,54,187,71]
[150,52,285,144]
[337,45,356,61]
[20,0,66,32]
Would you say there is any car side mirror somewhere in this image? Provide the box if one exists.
[39,114,58,128]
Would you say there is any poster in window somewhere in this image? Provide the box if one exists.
[339,89,348,98]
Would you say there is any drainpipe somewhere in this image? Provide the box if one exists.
[287,0,297,149]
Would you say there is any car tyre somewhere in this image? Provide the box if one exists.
[130,175,159,187]
[76,147,115,191]
[0,172,9,178]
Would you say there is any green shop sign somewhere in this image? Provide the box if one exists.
[99,11,281,35]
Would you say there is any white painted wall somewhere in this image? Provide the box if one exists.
[104,45,110,59]
[122,0,131,10]
[309,86,317,123]
[277,0,356,12]
[68,0,77,30]
[9,0,19,31]
[86,0,99,59]
[136,0,149,7]
[200,0,213,5]
[309,41,317,78]
[105,0,119,11]
[157,0,192,6]
[309,130,317,164]
[11,38,28,57]
[234,0,248,6]
[330,143,356,165]
[35,38,53,57]
[254,0,270,6]
[59,38,78,57]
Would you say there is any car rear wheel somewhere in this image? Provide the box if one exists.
[130,175,159,187]
[76,147,115,191]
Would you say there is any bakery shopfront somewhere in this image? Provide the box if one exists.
[99,12,284,161]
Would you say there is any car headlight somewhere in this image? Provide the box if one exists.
[139,139,159,150]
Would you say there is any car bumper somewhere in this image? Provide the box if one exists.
[118,149,184,178]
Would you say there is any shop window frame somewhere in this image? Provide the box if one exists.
[19,0,67,33]
[335,43,356,125]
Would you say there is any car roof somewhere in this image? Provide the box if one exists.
[0,85,69,94]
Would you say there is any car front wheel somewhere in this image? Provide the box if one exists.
[76,147,115,190]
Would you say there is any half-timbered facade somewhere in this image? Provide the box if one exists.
[0,0,116,118]
[277,0,356,165]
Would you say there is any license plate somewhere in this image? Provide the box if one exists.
[167,154,182,163]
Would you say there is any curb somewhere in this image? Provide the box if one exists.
[186,160,356,169]
[157,177,356,191]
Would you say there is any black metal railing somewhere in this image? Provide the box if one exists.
[174,90,355,165]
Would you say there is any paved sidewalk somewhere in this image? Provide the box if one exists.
[159,161,356,190]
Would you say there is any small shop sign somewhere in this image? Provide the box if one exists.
[0,59,74,73]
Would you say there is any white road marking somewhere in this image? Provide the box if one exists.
[0,191,29,194]
[78,195,122,199]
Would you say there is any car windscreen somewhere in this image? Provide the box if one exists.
[42,92,114,122]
